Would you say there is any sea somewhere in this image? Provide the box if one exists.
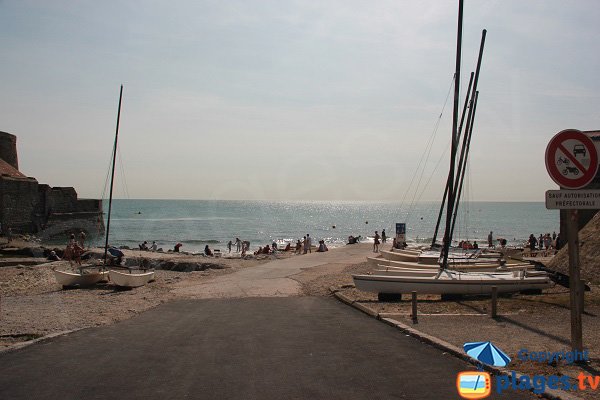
[92,200,559,253]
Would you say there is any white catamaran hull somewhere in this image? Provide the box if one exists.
[353,272,552,295]
[109,270,155,288]
[54,270,109,287]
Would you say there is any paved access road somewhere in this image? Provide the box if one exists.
[171,243,374,298]
[0,297,533,399]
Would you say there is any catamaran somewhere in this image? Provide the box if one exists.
[353,0,552,297]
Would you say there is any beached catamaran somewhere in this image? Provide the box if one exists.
[54,86,154,288]
[104,86,155,288]
[353,0,552,296]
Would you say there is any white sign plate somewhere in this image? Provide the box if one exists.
[545,190,600,209]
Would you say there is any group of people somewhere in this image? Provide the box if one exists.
[528,232,560,251]
[458,240,479,249]
[63,232,87,265]
[371,229,389,252]
[139,240,158,251]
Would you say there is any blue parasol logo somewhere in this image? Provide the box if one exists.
[463,341,511,368]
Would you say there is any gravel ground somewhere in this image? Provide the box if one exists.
[0,247,273,348]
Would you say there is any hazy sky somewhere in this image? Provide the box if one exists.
[1,0,599,201]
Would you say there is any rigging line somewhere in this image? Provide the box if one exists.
[96,143,115,248]
[413,137,451,209]
[117,147,130,199]
[398,74,455,215]
[401,74,455,222]
[100,146,114,201]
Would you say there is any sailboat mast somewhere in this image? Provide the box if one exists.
[103,84,124,265]
[431,72,473,248]
[441,0,463,268]
[449,29,486,241]
[450,90,479,238]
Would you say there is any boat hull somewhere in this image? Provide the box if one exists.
[352,273,552,295]
[54,270,109,288]
[109,270,155,288]
[367,257,532,272]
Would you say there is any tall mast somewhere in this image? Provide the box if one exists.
[450,90,479,238]
[450,29,487,240]
[431,72,473,248]
[103,84,124,265]
[440,0,463,268]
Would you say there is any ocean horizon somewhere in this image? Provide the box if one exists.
[90,199,559,254]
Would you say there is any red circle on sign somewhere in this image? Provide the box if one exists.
[545,129,598,189]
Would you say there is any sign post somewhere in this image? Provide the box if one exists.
[545,129,596,353]
[395,223,406,249]
[566,210,583,353]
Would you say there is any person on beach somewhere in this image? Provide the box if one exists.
[79,231,86,248]
[295,239,302,254]
[272,242,278,252]
[150,241,158,251]
[306,234,312,253]
[373,231,380,253]
[317,240,328,252]
[302,236,308,254]
[204,245,213,257]
[174,243,182,252]
[473,241,479,249]
[235,238,241,252]
[263,245,271,254]
[254,246,263,256]
[227,240,232,253]
[538,234,544,250]
[487,231,493,247]
[392,237,397,249]
[528,234,537,251]
[47,250,61,261]
[381,229,386,243]
[284,242,291,251]
[241,243,247,257]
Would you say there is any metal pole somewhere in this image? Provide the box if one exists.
[449,29,486,248]
[567,209,583,352]
[103,84,124,265]
[451,91,479,238]
[579,279,585,314]
[441,0,463,269]
[431,72,473,248]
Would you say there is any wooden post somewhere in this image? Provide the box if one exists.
[567,209,583,352]
[491,286,498,318]
[411,291,418,324]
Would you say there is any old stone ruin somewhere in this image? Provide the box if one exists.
[0,131,105,240]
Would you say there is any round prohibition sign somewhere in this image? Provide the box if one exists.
[545,129,598,189]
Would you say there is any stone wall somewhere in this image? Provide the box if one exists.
[0,131,18,170]
[0,130,105,238]
[0,176,105,237]
[0,176,39,233]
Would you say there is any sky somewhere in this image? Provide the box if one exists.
[1,0,599,202]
